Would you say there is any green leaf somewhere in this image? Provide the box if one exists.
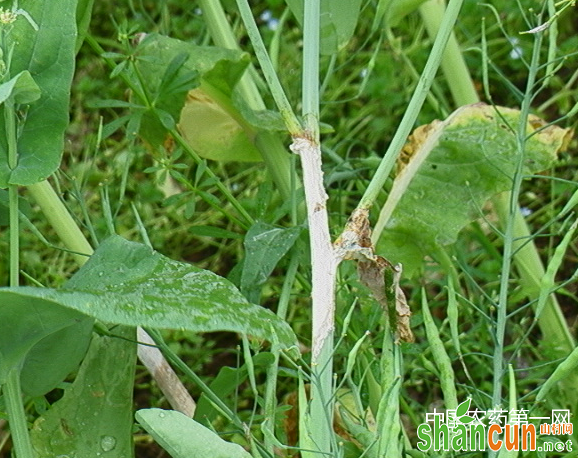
[233,91,287,132]
[19,316,93,396]
[0,0,78,187]
[133,33,247,148]
[240,223,303,301]
[134,33,287,162]
[0,235,298,351]
[377,104,571,276]
[0,294,93,393]
[75,0,95,53]
[136,34,248,96]
[285,0,363,55]
[0,71,41,105]
[455,398,471,417]
[136,408,252,458]
[31,327,136,458]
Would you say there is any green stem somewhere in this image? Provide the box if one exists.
[491,28,541,429]
[302,0,320,139]
[5,94,34,458]
[419,0,478,107]
[4,369,34,458]
[27,180,94,265]
[6,98,18,286]
[234,0,302,136]
[357,0,465,210]
[262,251,299,454]
[198,0,265,111]
[376,327,403,456]
[263,343,280,455]
[8,183,19,288]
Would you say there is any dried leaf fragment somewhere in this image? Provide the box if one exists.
[335,209,414,343]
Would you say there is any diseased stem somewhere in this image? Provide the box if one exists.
[291,136,337,456]
[234,1,337,454]
[297,0,340,455]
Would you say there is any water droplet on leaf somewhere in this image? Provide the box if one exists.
[100,435,116,452]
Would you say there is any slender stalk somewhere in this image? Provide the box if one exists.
[4,369,34,458]
[27,180,93,265]
[5,84,34,457]
[234,0,302,136]
[494,197,576,352]
[262,250,299,454]
[263,340,280,455]
[492,34,542,415]
[357,0,465,210]
[419,0,478,107]
[8,188,19,286]
[197,0,265,111]
[6,98,18,286]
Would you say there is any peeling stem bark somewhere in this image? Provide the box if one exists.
[291,135,338,454]
[290,136,338,361]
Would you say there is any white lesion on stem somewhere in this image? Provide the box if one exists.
[290,134,339,361]
[137,328,196,417]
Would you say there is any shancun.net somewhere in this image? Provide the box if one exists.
[416,407,573,453]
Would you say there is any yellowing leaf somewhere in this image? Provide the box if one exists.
[375,103,572,276]
[178,85,262,162]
